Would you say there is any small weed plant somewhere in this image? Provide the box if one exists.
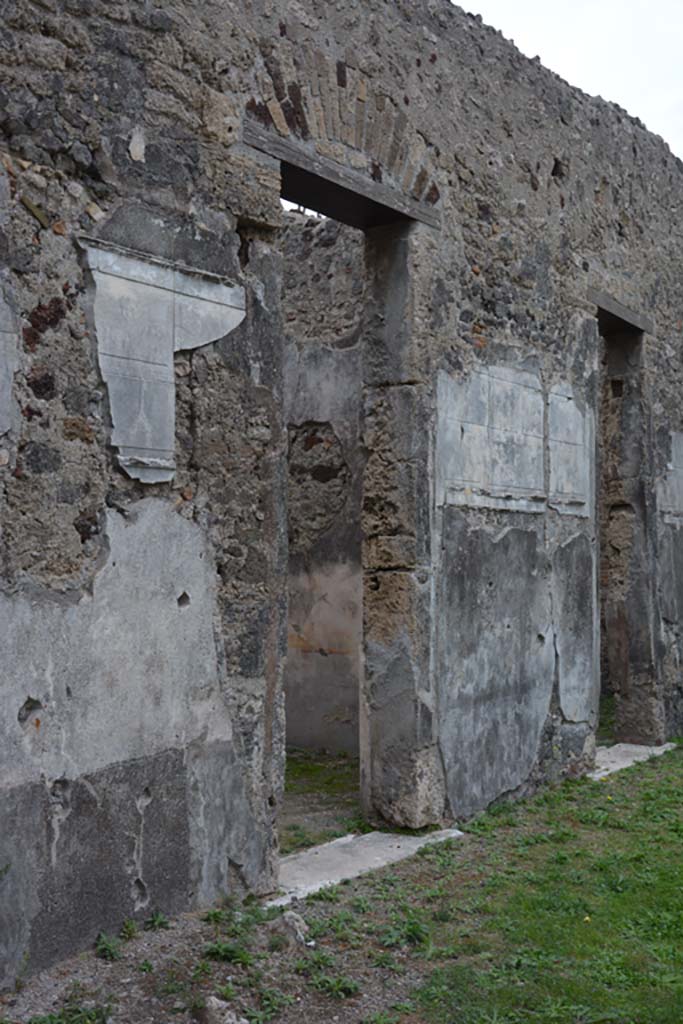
[94,933,121,961]
[119,918,137,941]
[143,911,169,931]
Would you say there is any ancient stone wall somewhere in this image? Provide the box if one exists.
[2,0,683,987]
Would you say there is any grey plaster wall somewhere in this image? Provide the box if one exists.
[437,513,555,817]
[434,358,598,818]
[1,499,272,987]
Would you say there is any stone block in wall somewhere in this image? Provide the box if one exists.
[363,452,421,549]
[363,383,431,567]
[364,568,431,668]
[362,223,417,387]
[362,567,441,827]
[363,384,429,464]
[364,533,418,570]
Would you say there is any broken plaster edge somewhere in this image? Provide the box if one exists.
[79,234,247,302]
[82,238,246,484]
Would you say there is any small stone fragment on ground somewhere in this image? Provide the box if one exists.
[264,909,310,949]
[193,996,248,1024]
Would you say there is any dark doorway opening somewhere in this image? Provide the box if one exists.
[276,173,413,852]
[281,160,409,229]
[597,308,656,743]
[278,207,366,853]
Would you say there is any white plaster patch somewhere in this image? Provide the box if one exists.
[658,431,683,521]
[548,383,592,517]
[0,288,18,437]
[85,243,245,482]
[128,126,146,162]
[436,366,545,512]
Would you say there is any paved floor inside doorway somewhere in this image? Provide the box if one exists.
[277,748,364,855]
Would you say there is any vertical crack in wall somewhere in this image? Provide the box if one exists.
[47,779,72,870]
[130,785,153,911]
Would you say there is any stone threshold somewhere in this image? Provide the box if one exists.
[269,828,463,906]
[588,741,677,780]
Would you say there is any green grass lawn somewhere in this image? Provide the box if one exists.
[415,745,683,1023]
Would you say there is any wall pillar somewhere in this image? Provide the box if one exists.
[360,222,444,828]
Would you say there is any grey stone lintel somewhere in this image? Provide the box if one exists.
[243,120,441,230]
[587,286,655,336]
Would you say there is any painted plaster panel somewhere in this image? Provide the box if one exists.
[85,244,245,482]
[552,534,599,724]
[436,367,545,512]
[548,384,592,516]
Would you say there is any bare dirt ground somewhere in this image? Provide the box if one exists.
[1,867,431,1024]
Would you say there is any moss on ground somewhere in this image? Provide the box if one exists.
[278,748,368,855]
[283,748,359,798]
[596,692,617,746]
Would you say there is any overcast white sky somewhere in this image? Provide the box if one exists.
[459,0,683,158]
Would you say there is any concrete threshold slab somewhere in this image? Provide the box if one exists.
[270,827,463,906]
[589,742,677,780]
